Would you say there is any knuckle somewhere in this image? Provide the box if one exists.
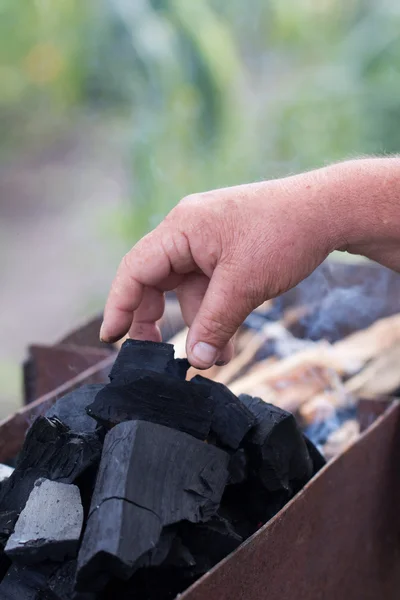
[121,251,133,272]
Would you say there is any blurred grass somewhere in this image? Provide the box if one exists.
[3,0,400,226]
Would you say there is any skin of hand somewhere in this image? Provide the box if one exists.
[100,157,400,369]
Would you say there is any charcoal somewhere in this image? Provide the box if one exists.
[109,339,175,383]
[0,562,56,599]
[76,420,229,591]
[163,536,196,569]
[46,385,104,434]
[239,394,313,492]
[0,417,101,544]
[166,358,190,380]
[179,516,242,574]
[0,466,13,484]
[103,566,198,600]
[5,479,83,564]
[0,550,11,583]
[46,560,96,600]
[134,528,177,570]
[303,435,326,473]
[222,480,290,534]
[192,376,256,449]
[86,374,214,440]
[0,512,18,546]
[228,448,248,485]
[73,464,100,523]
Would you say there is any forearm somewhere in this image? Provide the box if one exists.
[280,157,400,259]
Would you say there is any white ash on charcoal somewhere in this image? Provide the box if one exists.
[0,339,323,599]
[5,479,83,564]
[0,416,102,547]
[0,467,13,485]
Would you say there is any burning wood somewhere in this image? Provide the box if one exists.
[0,339,323,599]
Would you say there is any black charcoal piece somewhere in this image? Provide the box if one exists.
[109,339,175,383]
[132,528,195,571]
[46,560,96,600]
[46,385,104,434]
[0,465,13,484]
[134,528,178,570]
[239,394,313,493]
[87,373,214,440]
[221,479,289,535]
[0,550,11,583]
[192,376,255,449]
[303,434,326,473]
[180,516,242,574]
[0,511,19,547]
[5,478,83,564]
[0,563,56,600]
[0,520,19,547]
[163,536,195,568]
[228,448,248,485]
[76,420,229,592]
[103,566,198,600]
[0,417,101,543]
[166,358,190,380]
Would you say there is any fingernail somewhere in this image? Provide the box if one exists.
[192,342,218,366]
[99,322,106,342]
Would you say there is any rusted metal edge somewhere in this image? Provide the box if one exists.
[0,355,115,463]
[23,343,113,404]
[182,399,400,600]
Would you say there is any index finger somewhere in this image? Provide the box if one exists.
[100,231,172,343]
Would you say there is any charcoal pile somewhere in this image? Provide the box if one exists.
[0,340,324,599]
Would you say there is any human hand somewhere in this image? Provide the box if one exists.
[100,170,345,369]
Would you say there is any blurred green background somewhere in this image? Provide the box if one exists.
[1,0,400,413]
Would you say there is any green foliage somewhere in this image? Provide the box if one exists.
[0,0,90,154]
[2,0,400,237]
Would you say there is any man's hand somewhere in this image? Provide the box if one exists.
[100,157,400,369]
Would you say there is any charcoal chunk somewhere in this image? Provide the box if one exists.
[109,339,175,383]
[134,528,183,571]
[163,536,195,568]
[239,394,313,492]
[46,560,96,600]
[0,550,11,583]
[0,563,56,599]
[46,385,104,434]
[166,358,190,380]
[0,512,18,547]
[228,448,248,485]
[179,516,242,574]
[0,417,101,544]
[87,374,214,440]
[192,376,255,449]
[103,566,198,600]
[5,479,83,564]
[76,420,229,592]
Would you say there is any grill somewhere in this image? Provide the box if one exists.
[1,260,400,599]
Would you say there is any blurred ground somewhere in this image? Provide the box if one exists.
[0,125,129,417]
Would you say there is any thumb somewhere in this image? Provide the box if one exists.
[186,264,259,369]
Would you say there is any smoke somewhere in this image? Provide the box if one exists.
[304,405,357,453]
[296,260,393,342]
